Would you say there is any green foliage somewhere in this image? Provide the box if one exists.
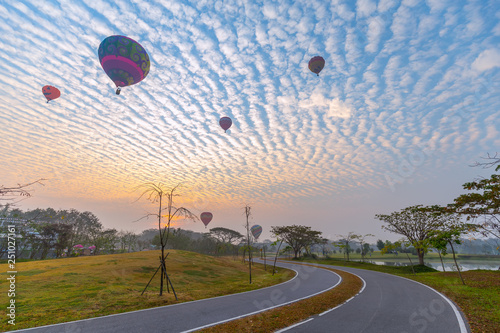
[271,225,323,259]
[450,173,500,240]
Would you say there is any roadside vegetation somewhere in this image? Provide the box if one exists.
[0,250,292,332]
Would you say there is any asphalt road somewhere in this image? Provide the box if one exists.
[275,262,470,333]
[11,261,340,333]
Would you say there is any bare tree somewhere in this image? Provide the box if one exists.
[244,205,252,284]
[470,152,500,171]
[0,179,45,203]
[137,183,197,297]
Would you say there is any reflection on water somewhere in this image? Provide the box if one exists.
[355,260,500,272]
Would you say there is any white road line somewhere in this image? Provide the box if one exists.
[319,272,366,316]
[305,262,469,333]
[274,318,315,333]
[181,268,342,333]
[394,275,469,333]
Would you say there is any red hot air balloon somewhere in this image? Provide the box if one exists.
[42,85,61,103]
[308,56,325,76]
[200,212,213,228]
[98,35,151,95]
[219,117,232,133]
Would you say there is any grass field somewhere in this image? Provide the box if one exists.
[0,250,292,331]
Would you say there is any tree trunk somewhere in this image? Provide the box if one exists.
[272,240,283,276]
[437,250,446,272]
[417,248,425,265]
[449,241,465,285]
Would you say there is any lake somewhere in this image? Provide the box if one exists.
[357,260,500,272]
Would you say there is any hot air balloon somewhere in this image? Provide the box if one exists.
[308,56,325,76]
[219,117,232,133]
[200,212,213,228]
[98,35,151,95]
[250,225,262,239]
[42,85,61,103]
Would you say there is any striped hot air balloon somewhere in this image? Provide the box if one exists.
[250,225,262,239]
[98,35,151,95]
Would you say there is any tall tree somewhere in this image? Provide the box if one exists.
[271,225,323,259]
[335,232,360,261]
[244,205,252,284]
[357,233,374,261]
[375,205,459,265]
[210,227,244,245]
[136,183,197,297]
[428,227,467,285]
[376,239,385,251]
[449,173,500,240]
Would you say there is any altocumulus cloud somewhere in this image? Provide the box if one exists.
[0,0,498,220]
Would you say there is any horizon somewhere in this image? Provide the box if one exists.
[0,0,498,242]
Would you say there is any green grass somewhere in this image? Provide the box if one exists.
[0,250,292,331]
[298,257,500,333]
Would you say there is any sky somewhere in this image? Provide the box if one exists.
[0,0,499,242]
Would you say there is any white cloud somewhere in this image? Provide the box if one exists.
[472,49,500,72]
[298,94,354,119]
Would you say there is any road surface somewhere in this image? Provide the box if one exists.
[276,261,470,333]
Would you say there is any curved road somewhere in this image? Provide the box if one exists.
[12,261,340,333]
[276,261,470,333]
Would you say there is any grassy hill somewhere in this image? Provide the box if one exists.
[0,250,292,331]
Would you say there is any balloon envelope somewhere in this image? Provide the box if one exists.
[200,212,213,228]
[98,35,151,93]
[308,56,325,76]
[219,117,232,132]
[42,85,61,102]
[250,225,262,239]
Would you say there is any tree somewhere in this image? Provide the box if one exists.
[335,232,360,261]
[376,239,385,251]
[271,225,323,259]
[243,205,252,284]
[382,239,417,275]
[0,179,45,202]
[428,228,466,285]
[357,233,374,261]
[136,183,197,297]
[210,227,243,245]
[449,173,499,240]
[375,205,459,265]
[470,152,500,171]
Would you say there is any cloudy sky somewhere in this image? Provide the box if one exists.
[0,0,498,242]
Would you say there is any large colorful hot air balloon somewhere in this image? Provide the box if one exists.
[200,212,213,228]
[250,225,262,239]
[308,56,325,76]
[219,117,232,133]
[42,85,61,103]
[98,35,151,95]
